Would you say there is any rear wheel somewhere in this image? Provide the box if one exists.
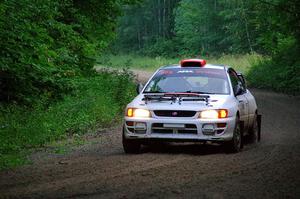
[122,129,141,154]
[225,117,242,153]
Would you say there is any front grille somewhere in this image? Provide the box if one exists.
[185,124,197,128]
[152,123,164,128]
[154,110,196,117]
[178,129,197,134]
[152,129,173,134]
[151,123,197,134]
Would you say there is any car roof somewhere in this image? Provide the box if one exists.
[160,64,229,70]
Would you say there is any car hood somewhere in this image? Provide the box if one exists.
[127,94,232,111]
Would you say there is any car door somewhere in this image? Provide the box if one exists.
[244,89,257,129]
[229,70,249,130]
[237,72,257,130]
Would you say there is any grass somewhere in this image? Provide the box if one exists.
[46,133,87,155]
[96,53,262,73]
[208,54,262,73]
[0,70,136,170]
[96,54,179,71]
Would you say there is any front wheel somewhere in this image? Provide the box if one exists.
[122,130,141,154]
[225,118,242,153]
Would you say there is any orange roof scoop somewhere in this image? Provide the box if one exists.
[180,59,206,67]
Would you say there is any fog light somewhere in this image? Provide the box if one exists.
[202,124,215,135]
[134,122,147,134]
[135,122,146,130]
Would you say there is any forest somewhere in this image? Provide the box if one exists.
[115,0,299,56]
[112,0,299,93]
[0,0,299,168]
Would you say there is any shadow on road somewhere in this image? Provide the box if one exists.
[140,142,226,155]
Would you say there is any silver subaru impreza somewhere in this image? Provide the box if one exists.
[123,59,261,153]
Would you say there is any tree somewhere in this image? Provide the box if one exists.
[0,0,136,104]
[114,0,180,56]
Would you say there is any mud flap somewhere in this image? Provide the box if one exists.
[239,120,244,149]
[257,114,262,142]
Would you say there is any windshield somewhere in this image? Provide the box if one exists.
[144,68,230,94]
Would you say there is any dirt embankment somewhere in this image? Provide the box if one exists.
[0,70,300,199]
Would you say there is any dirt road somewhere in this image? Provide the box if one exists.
[1,70,300,199]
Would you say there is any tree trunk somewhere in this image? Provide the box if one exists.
[158,0,161,37]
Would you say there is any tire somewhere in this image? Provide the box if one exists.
[225,117,242,153]
[249,114,259,144]
[122,129,141,154]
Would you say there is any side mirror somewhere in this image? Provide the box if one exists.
[234,83,244,96]
[237,72,246,87]
[136,83,144,94]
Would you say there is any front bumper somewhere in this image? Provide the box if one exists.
[123,116,236,142]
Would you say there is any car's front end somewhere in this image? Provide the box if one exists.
[124,95,237,143]
[122,59,242,153]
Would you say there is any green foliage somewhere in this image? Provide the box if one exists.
[97,54,180,70]
[0,71,136,170]
[114,0,263,56]
[0,153,29,170]
[246,0,300,94]
[113,0,180,55]
[247,45,300,94]
[0,0,134,104]
[0,0,138,170]
[115,0,299,56]
[175,0,225,55]
[142,38,180,57]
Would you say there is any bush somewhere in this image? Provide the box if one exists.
[142,38,180,57]
[0,70,136,169]
[247,44,300,95]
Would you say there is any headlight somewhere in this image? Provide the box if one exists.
[200,109,228,119]
[126,108,151,118]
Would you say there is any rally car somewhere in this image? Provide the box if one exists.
[123,59,261,153]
